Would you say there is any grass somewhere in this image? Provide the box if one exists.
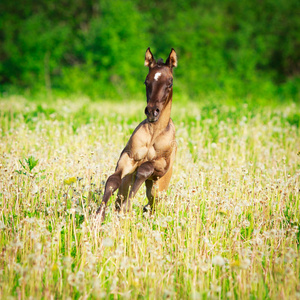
[0,96,299,299]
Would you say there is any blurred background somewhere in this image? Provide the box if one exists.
[0,0,299,101]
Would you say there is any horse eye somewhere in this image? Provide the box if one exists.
[169,83,173,88]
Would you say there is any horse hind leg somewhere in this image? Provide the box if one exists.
[143,179,157,213]
[158,165,173,192]
[143,166,173,214]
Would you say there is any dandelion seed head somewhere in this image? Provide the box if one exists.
[102,237,114,247]
[212,255,225,266]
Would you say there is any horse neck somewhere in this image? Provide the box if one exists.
[149,92,173,136]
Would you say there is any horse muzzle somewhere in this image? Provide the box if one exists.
[145,106,160,122]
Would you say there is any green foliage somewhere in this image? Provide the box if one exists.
[16,156,39,174]
[0,0,299,100]
[15,155,46,181]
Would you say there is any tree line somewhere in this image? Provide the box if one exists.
[1,0,299,100]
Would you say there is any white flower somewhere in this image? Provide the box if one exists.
[31,183,39,194]
[240,258,251,269]
[102,237,114,247]
[212,255,225,266]
[234,206,242,215]
[76,271,85,282]
[211,143,217,149]
[0,221,6,230]
[68,273,76,286]
[210,283,221,292]
[243,220,251,227]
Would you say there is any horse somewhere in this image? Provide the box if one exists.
[96,47,177,222]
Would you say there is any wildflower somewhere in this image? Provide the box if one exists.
[64,177,77,185]
[51,263,59,272]
[102,237,114,247]
[242,220,251,227]
[218,209,227,216]
[0,221,6,230]
[234,206,242,215]
[230,258,251,269]
[210,283,221,293]
[211,143,217,149]
[203,237,212,247]
[76,271,85,283]
[200,262,209,272]
[240,258,251,269]
[68,273,76,286]
[212,255,225,266]
[153,231,162,243]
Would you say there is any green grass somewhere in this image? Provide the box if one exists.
[0,96,299,299]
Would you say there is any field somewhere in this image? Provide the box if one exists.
[0,96,299,299]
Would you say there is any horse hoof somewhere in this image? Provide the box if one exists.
[96,205,106,223]
[143,205,151,214]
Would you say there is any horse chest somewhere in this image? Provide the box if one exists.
[147,146,156,160]
[148,138,171,160]
[134,142,169,161]
[131,123,174,162]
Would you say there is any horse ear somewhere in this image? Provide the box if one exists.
[166,48,177,69]
[145,47,156,68]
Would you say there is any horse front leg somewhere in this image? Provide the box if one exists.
[143,165,173,214]
[96,171,122,221]
[115,172,135,211]
[121,161,155,213]
[96,152,136,222]
[121,157,170,213]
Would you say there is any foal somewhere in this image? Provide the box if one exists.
[96,48,177,221]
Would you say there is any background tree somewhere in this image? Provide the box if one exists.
[0,0,299,100]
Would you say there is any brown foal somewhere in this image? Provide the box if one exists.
[96,48,177,222]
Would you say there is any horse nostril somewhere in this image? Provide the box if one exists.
[144,107,149,115]
[154,108,160,117]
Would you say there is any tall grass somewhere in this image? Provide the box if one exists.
[0,96,299,299]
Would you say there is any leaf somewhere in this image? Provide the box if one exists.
[15,170,27,176]
[19,159,26,170]
[36,175,46,183]
[26,156,39,172]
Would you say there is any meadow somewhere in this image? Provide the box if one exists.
[0,96,299,299]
